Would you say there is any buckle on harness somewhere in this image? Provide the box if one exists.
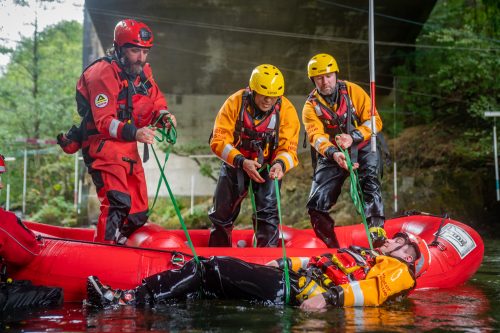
[171,252,185,267]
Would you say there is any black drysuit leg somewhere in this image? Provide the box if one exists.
[136,257,300,306]
[208,164,280,247]
[357,144,385,227]
[306,156,347,247]
[208,164,247,247]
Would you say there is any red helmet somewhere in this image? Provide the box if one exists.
[0,154,6,173]
[394,232,431,278]
[114,19,154,48]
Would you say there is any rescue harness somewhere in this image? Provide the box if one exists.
[234,88,281,165]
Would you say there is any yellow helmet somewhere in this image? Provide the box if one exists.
[307,53,339,78]
[249,64,285,97]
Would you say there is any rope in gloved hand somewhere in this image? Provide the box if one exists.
[248,164,291,304]
[148,117,200,264]
[334,135,374,250]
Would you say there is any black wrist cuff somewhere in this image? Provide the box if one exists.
[350,129,364,143]
[322,286,344,307]
[122,123,138,142]
[272,159,286,172]
[233,154,245,168]
[324,146,339,160]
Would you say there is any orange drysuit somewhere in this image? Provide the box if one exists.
[208,88,300,247]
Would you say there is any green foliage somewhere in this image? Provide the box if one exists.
[393,0,499,127]
[148,197,185,226]
[0,20,83,220]
[31,195,77,226]
[0,20,82,142]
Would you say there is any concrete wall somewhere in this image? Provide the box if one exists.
[166,93,309,152]
[144,93,310,197]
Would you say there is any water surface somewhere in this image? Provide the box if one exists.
[2,239,499,332]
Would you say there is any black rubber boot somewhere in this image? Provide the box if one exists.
[208,225,233,247]
[308,209,339,248]
[86,276,136,308]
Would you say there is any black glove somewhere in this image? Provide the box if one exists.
[322,286,344,307]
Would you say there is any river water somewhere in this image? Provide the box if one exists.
[2,239,499,332]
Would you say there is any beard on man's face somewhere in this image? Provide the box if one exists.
[120,55,144,75]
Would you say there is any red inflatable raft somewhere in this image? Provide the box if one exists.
[0,213,484,302]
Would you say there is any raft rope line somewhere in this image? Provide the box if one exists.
[430,213,449,247]
[149,118,200,264]
[249,164,291,304]
[0,226,40,256]
[335,136,374,250]
[38,235,195,258]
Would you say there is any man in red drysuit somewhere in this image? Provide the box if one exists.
[57,19,176,244]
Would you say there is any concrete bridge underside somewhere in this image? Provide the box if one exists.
[84,0,436,95]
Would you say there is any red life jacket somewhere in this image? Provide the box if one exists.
[234,88,281,164]
[307,80,367,149]
[308,246,378,286]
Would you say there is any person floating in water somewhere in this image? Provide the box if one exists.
[86,231,430,310]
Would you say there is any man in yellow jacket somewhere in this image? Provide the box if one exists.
[207,64,300,247]
[85,231,430,310]
[302,53,385,248]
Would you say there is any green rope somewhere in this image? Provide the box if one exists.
[149,119,200,264]
[249,184,258,248]
[335,136,373,250]
[248,164,290,304]
[148,119,177,214]
[273,168,291,305]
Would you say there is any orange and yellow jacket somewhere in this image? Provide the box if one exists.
[302,81,383,157]
[289,253,415,307]
[210,89,300,172]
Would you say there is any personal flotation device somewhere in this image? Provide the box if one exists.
[57,55,155,156]
[233,88,281,164]
[307,246,378,286]
[306,80,367,149]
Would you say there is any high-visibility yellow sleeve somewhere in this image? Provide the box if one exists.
[272,96,300,173]
[339,256,415,307]
[210,90,245,167]
[345,81,383,140]
[302,96,334,157]
[301,81,383,155]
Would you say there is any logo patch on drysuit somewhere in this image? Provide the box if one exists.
[95,94,109,108]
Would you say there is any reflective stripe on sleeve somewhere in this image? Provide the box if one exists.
[109,119,121,138]
[314,137,328,151]
[221,144,235,162]
[277,152,294,169]
[362,120,371,128]
[350,281,365,306]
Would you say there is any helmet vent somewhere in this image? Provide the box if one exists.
[260,85,268,89]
